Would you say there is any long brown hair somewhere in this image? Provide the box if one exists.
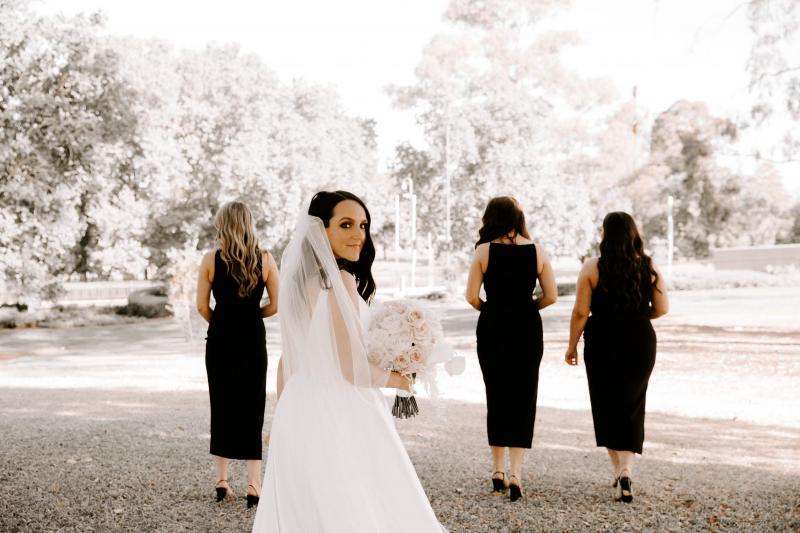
[214,202,262,298]
[475,196,530,248]
[597,212,659,310]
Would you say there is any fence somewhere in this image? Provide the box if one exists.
[0,280,159,307]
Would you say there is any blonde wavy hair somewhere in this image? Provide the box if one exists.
[214,202,262,298]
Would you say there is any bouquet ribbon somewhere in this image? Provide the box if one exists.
[391,373,418,419]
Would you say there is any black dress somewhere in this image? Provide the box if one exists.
[476,243,543,448]
[583,264,656,454]
[205,250,268,460]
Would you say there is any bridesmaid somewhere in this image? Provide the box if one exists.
[196,201,279,507]
[565,212,669,503]
[465,196,557,501]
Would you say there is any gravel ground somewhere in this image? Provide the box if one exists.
[1,386,798,532]
[1,288,799,532]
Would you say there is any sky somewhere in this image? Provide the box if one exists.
[34,0,799,195]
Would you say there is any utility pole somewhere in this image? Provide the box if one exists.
[401,178,417,289]
[444,115,452,280]
[667,195,674,280]
[410,181,417,289]
[394,194,400,291]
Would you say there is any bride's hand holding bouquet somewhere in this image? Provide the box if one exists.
[366,299,461,419]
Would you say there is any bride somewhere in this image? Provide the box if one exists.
[253,191,445,532]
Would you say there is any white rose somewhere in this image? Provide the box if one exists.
[406,308,425,328]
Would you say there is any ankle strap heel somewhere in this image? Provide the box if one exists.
[491,471,507,493]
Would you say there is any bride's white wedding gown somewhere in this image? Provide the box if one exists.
[254,369,443,531]
[252,215,443,532]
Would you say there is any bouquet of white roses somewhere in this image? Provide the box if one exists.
[366,299,461,418]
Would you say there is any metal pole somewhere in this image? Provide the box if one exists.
[394,194,400,252]
[408,179,415,240]
[427,232,434,287]
[667,195,674,280]
[444,117,451,279]
[411,192,417,289]
[394,194,401,292]
[631,85,638,174]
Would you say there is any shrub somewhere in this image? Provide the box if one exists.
[121,286,170,318]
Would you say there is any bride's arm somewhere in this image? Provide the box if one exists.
[332,271,411,390]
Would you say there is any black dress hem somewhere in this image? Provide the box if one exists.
[209,447,263,461]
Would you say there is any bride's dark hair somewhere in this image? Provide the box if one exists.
[597,212,659,310]
[308,190,377,303]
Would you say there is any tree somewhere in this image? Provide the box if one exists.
[636,101,740,257]
[389,144,441,251]
[631,100,791,257]
[1,1,383,305]
[112,40,382,272]
[575,95,649,216]
[0,1,139,302]
[777,201,800,243]
[725,161,792,247]
[390,0,611,263]
[746,0,800,160]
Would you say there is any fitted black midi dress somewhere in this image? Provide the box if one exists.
[583,264,656,454]
[476,243,543,448]
[205,251,268,460]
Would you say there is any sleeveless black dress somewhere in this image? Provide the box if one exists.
[205,251,268,460]
[583,263,656,454]
[476,243,543,448]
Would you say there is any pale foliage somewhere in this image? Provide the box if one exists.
[390,0,612,261]
[0,2,140,302]
[630,100,792,257]
[747,0,800,160]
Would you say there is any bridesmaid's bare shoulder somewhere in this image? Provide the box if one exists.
[580,257,599,282]
[200,249,217,281]
[200,249,218,267]
[474,242,491,260]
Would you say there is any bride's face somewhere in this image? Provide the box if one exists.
[326,199,368,262]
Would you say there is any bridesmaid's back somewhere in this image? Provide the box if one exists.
[483,243,539,305]
[591,261,652,319]
[212,250,264,310]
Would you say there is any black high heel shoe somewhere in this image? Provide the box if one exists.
[618,476,633,503]
[508,475,523,502]
[491,472,507,493]
[246,484,260,508]
[215,480,229,502]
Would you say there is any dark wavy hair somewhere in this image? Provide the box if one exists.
[597,212,659,310]
[475,196,530,248]
[308,190,377,303]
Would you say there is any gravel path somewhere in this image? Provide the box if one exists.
[1,387,798,532]
[1,287,799,532]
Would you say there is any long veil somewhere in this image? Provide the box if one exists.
[278,213,389,393]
